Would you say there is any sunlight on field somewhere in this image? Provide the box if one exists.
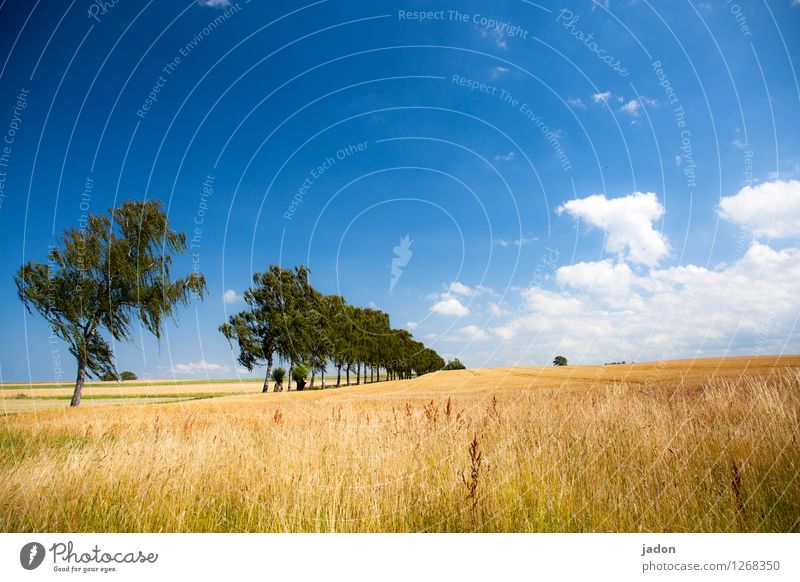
[1,356,798,532]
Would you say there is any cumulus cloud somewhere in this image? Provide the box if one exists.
[557,192,669,266]
[431,296,469,316]
[171,360,230,375]
[492,242,800,362]
[197,0,231,7]
[223,289,241,303]
[719,179,800,238]
[407,321,418,329]
[568,97,586,109]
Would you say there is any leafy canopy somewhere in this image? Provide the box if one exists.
[15,200,206,381]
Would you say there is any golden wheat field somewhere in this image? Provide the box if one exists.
[1,356,798,533]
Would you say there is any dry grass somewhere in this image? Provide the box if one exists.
[1,356,798,532]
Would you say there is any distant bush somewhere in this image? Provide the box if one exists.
[443,358,466,370]
[292,363,309,391]
[120,371,137,381]
[100,372,119,382]
[604,361,627,365]
[553,356,568,367]
[271,367,286,391]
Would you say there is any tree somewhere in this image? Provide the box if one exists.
[100,372,118,382]
[292,362,309,391]
[219,267,293,393]
[444,358,466,370]
[270,367,286,391]
[120,371,137,381]
[15,200,206,406]
[553,355,568,367]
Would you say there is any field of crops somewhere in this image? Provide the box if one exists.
[1,356,798,532]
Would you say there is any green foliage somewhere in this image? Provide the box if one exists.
[120,371,137,381]
[553,355,568,367]
[444,358,466,370]
[15,199,206,406]
[292,363,310,391]
[219,264,444,390]
[100,372,119,382]
[270,367,286,384]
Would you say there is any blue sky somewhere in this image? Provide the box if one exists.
[1,0,799,382]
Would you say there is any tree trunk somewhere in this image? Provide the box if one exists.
[336,364,342,387]
[321,368,326,389]
[346,364,350,386]
[356,362,360,385]
[262,358,272,393]
[288,361,293,391]
[70,361,86,407]
[311,368,316,388]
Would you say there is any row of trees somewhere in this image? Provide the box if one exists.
[219,265,445,392]
[15,200,445,405]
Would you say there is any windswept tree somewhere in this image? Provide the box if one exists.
[15,200,206,406]
[220,267,290,392]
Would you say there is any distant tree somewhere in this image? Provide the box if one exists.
[270,367,286,391]
[120,371,137,381]
[100,372,118,382]
[444,358,466,370]
[553,355,568,367]
[15,200,206,407]
[292,362,309,391]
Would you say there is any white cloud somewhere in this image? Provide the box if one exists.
[171,360,230,375]
[556,260,638,304]
[620,99,641,116]
[197,0,231,6]
[731,139,749,150]
[491,242,800,362]
[223,289,241,304]
[568,97,586,109]
[449,282,474,296]
[557,192,670,266]
[452,325,489,342]
[494,235,537,247]
[488,302,504,316]
[446,282,493,297]
[407,321,418,329]
[719,180,800,238]
[431,296,470,316]
[591,91,612,103]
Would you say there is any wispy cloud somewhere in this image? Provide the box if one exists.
[494,151,516,162]
[171,360,230,375]
[197,0,231,7]
[493,235,537,247]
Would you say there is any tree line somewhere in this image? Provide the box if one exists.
[15,200,444,405]
[219,265,445,392]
